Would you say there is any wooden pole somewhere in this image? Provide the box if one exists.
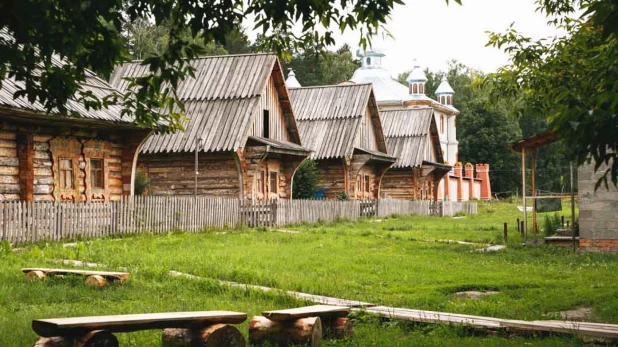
[531,150,537,243]
[571,162,577,252]
[503,223,508,244]
[521,148,527,244]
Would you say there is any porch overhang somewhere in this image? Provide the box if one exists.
[353,147,397,163]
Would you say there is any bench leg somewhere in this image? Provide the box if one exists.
[26,270,47,281]
[76,330,118,347]
[33,336,67,347]
[249,316,322,347]
[84,275,107,288]
[162,324,245,347]
[330,317,353,338]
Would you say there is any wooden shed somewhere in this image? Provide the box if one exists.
[289,84,396,199]
[110,54,311,200]
[380,108,451,200]
[0,55,151,202]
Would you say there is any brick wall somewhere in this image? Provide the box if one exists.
[578,161,618,252]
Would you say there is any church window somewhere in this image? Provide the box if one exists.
[447,95,452,105]
[440,115,445,133]
[419,84,424,94]
[366,57,371,66]
[412,84,418,94]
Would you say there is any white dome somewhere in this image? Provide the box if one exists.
[406,59,427,83]
[435,76,455,95]
[285,70,301,89]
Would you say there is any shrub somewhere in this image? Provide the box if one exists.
[292,159,320,199]
[134,168,151,195]
[336,191,349,201]
[543,213,562,235]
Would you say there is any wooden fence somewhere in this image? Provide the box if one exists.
[0,197,477,244]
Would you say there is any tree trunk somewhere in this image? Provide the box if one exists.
[162,324,245,347]
[84,275,107,287]
[76,330,118,347]
[249,316,321,347]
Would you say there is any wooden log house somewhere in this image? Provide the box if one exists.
[0,53,151,202]
[110,54,311,200]
[379,108,452,200]
[288,84,396,199]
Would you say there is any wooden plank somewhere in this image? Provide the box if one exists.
[21,268,129,281]
[262,305,350,322]
[32,311,248,337]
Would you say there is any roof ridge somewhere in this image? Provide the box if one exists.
[127,52,274,64]
[292,83,373,90]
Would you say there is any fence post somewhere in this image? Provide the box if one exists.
[503,223,508,244]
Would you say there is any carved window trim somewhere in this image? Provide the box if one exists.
[83,140,112,201]
[50,137,82,202]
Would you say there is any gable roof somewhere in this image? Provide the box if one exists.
[381,108,444,168]
[0,31,134,126]
[110,54,302,153]
[289,83,388,160]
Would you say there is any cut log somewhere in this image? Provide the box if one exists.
[76,330,118,347]
[249,316,321,347]
[33,337,65,347]
[84,275,107,288]
[162,324,245,347]
[26,270,47,281]
[330,317,353,338]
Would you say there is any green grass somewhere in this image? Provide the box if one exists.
[0,201,614,346]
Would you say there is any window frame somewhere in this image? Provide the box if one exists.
[89,158,105,189]
[59,158,74,190]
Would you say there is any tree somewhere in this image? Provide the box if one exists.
[292,159,320,199]
[484,0,618,188]
[282,44,360,86]
[0,0,407,132]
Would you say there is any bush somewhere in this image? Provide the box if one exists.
[292,159,320,199]
[336,191,349,201]
[543,213,562,236]
[134,168,151,196]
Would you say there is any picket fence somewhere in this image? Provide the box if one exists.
[0,197,477,244]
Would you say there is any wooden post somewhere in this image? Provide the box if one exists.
[561,215,565,227]
[516,218,520,232]
[521,148,527,243]
[520,221,524,237]
[531,150,537,243]
[503,223,508,244]
[16,133,35,202]
[570,162,576,252]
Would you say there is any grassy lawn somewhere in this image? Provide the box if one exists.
[1,201,616,346]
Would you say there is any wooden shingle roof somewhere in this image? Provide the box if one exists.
[289,84,389,160]
[381,108,443,168]
[0,31,133,126]
[111,54,303,153]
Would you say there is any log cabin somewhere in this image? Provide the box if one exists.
[379,108,452,200]
[287,83,396,199]
[110,54,311,200]
[0,56,151,202]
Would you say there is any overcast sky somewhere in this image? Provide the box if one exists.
[247,0,564,77]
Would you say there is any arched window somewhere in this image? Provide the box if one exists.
[419,84,424,94]
[412,84,418,94]
[440,115,445,133]
[366,57,371,66]
[447,95,452,105]
[440,96,445,104]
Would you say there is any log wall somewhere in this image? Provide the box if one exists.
[0,119,143,202]
[315,159,346,200]
[139,151,241,198]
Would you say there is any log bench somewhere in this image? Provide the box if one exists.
[249,305,352,346]
[22,268,130,287]
[32,311,247,347]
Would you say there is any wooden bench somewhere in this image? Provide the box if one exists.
[249,305,352,346]
[22,268,130,287]
[33,311,247,347]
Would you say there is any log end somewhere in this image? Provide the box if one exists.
[26,270,46,281]
[163,325,245,347]
[84,275,107,288]
[331,317,353,338]
[33,337,64,347]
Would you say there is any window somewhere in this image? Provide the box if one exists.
[90,159,104,189]
[412,84,418,94]
[366,57,371,65]
[364,175,370,193]
[419,84,424,94]
[256,171,265,195]
[263,110,270,138]
[59,158,73,189]
[269,172,278,195]
[447,95,452,105]
[440,115,445,133]
[356,176,362,193]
